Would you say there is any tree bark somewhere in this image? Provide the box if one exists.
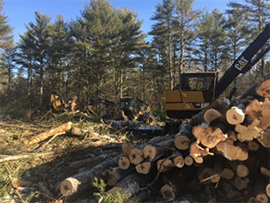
[24,122,72,145]
[174,121,193,150]
[157,158,175,173]
[108,170,155,199]
[204,108,222,125]
[60,156,119,198]
[107,166,134,186]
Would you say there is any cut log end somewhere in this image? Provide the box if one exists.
[60,177,80,197]
[257,80,270,99]
[142,145,156,160]
[192,126,227,148]
[135,162,151,174]
[189,142,211,164]
[221,168,235,180]
[184,155,194,166]
[204,108,222,124]
[174,135,190,150]
[198,167,213,185]
[128,148,144,165]
[118,156,130,170]
[173,156,184,168]
[160,184,175,201]
[258,128,270,148]
[256,193,269,203]
[266,183,270,198]
[236,164,249,178]
[215,139,248,161]
[226,107,245,125]
[236,119,263,142]
[107,174,118,186]
[157,159,175,173]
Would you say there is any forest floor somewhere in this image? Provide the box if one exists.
[0,111,172,203]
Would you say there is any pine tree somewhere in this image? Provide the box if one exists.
[196,9,227,72]
[150,0,175,89]
[16,11,51,105]
[0,0,13,53]
[227,0,270,76]
[243,0,270,76]
[173,0,199,79]
[0,0,14,94]
[47,15,71,92]
[81,0,118,99]
[110,8,146,101]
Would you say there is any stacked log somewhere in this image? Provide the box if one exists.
[58,80,270,202]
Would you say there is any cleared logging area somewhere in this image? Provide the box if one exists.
[0,79,270,203]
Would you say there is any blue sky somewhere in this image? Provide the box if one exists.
[3,0,238,43]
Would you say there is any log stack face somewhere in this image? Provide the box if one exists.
[58,80,270,202]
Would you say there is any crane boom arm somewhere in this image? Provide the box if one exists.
[215,23,270,99]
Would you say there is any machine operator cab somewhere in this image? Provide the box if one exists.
[165,72,218,119]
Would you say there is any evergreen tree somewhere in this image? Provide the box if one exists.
[110,8,146,101]
[196,9,227,72]
[69,18,94,102]
[47,15,71,93]
[173,0,199,78]
[81,0,118,99]
[17,11,51,105]
[0,0,13,94]
[150,0,175,89]
[0,0,13,53]
[224,1,251,79]
[16,29,36,99]
[227,0,270,76]
[243,0,270,76]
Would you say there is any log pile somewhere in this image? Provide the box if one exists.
[59,80,270,202]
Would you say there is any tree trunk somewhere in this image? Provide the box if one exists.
[107,166,134,186]
[174,121,193,150]
[142,139,174,161]
[24,122,72,145]
[60,156,119,198]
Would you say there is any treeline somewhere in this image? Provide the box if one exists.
[0,0,269,116]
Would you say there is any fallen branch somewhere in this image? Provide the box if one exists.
[5,165,25,203]
[0,150,65,163]
[24,122,72,145]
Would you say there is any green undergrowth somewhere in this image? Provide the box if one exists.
[93,177,130,203]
